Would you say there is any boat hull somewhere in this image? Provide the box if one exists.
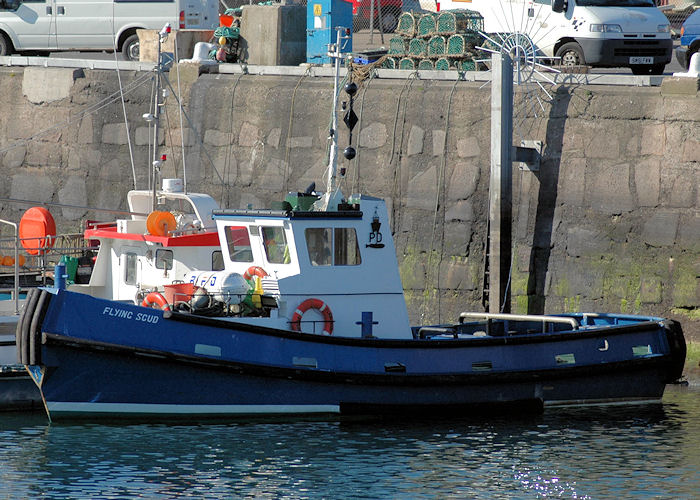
[23,289,686,420]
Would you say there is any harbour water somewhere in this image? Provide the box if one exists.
[0,387,698,499]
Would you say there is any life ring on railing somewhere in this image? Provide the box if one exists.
[141,292,171,312]
[243,265,268,281]
[291,298,334,335]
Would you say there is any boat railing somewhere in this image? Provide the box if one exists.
[458,312,580,335]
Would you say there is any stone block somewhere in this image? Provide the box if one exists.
[682,137,700,162]
[407,126,424,156]
[558,156,585,207]
[446,161,479,201]
[77,115,94,144]
[678,214,700,250]
[135,126,166,146]
[566,227,610,258]
[640,276,663,304]
[456,136,480,158]
[444,200,474,222]
[289,136,312,148]
[586,161,635,214]
[204,129,233,147]
[406,165,437,211]
[165,128,196,147]
[2,146,26,169]
[267,128,281,149]
[239,122,261,147]
[640,124,665,156]
[442,221,472,257]
[102,123,129,145]
[439,258,476,290]
[11,174,53,203]
[660,77,700,96]
[666,171,695,208]
[634,159,660,207]
[26,143,62,167]
[58,176,88,220]
[359,122,387,149]
[642,211,679,247]
[432,130,445,156]
[22,68,83,104]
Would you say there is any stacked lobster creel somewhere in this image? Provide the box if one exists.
[387,9,488,71]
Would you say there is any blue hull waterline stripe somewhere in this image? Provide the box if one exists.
[47,402,341,415]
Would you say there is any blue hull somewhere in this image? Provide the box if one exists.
[21,290,686,420]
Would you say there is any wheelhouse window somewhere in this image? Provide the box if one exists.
[124,253,137,285]
[261,226,290,264]
[212,251,224,271]
[155,249,173,270]
[225,226,253,263]
[305,228,361,266]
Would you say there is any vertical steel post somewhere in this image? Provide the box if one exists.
[489,53,513,314]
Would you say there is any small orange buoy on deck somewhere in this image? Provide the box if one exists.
[19,207,56,256]
[146,211,177,237]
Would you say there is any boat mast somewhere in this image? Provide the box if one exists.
[317,27,351,212]
[149,24,171,212]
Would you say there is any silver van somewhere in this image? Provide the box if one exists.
[0,0,218,60]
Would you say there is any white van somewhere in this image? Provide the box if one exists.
[0,0,218,60]
[434,0,673,75]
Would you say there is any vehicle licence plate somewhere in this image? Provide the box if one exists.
[630,57,654,64]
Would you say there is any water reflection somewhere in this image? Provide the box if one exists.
[0,388,698,498]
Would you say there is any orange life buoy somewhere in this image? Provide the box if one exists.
[291,298,334,335]
[19,207,56,256]
[141,292,171,312]
[243,265,268,281]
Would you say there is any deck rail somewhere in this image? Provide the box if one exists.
[459,312,580,335]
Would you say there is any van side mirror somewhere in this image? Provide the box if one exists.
[552,0,566,13]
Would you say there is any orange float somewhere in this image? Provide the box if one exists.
[19,207,56,256]
[146,211,176,237]
[141,292,171,312]
[291,298,334,335]
[243,265,268,281]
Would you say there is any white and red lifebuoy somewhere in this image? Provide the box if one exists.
[141,292,171,312]
[243,265,268,282]
[291,298,334,335]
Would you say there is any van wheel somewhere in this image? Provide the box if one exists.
[0,33,13,57]
[555,42,585,67]
[122,34,140,61]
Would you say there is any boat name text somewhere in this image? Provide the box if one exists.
[103,307,159,324]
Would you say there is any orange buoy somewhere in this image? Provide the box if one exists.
[243,265,268,281]
[19,207,56,256]
[291,298,334,335]
[146,211,177,237]
[141,292,171,311]
[1,256,13,266]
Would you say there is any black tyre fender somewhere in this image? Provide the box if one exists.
[555,41,585,67]
[121,33,140,61]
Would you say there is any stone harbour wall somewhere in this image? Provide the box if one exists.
[0,65,698,329]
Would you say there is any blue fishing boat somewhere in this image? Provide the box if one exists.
[17,28,686,421]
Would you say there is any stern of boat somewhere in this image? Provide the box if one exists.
[663,319,686,384]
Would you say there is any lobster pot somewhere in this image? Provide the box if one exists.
[417,13,438,38]
[459,58,477,72]
[418,59,434,70]
[446,33,481,57]
[389,36,409,56]
[396,12,418,37]
[435,57,451,71]
[408,38,427,57]
[384,57,398,69]
[399,57,416,70]
[436,10,484,36]
[427,36,446,58]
